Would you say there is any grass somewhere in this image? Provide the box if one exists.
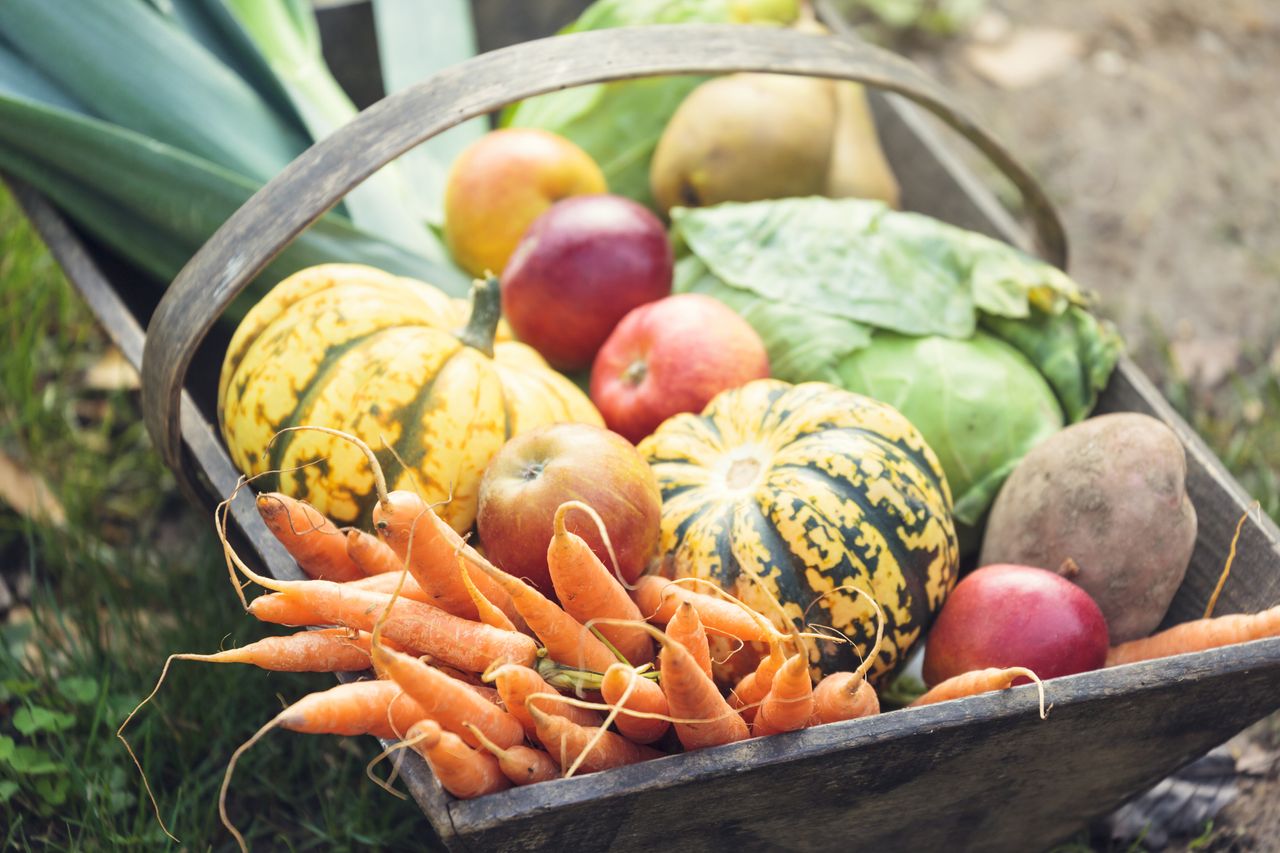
[0,185,430,851]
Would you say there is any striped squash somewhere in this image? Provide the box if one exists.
[218,264,602,532]
[639,379,959,681]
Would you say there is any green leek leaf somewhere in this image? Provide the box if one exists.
[372,0,486,226]
[0,0,307,183]
[0,94,470,316]
[224,0,449,258]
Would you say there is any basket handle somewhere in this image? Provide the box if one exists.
[142,23,1066,474]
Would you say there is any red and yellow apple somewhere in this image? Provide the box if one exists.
[923,563,1110,686]
[443,128,606,277]
[590,294,770,443]
[476,423,662,594]
[501,193,673,371]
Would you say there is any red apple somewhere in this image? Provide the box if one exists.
[500,194,673,371]
[476,423,662,595]
[590,294,771,443]
[923,564,1110,686]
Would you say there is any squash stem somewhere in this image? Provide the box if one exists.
[455,275,502,357]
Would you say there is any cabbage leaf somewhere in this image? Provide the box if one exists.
[670,197,1122,530]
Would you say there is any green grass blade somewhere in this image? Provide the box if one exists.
[0,0,308,183]
[371,0,486,225]
[224,0,448,257]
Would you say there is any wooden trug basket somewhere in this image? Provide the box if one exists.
[12,11,1280,853]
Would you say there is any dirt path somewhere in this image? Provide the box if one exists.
[909,0,1280,371]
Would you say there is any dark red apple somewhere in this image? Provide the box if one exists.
[476,423,662,594]
[590,294,771,443]
[501,194,673,372]
[923,563,1110,686]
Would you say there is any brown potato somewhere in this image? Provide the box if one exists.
[978,413,1197,643]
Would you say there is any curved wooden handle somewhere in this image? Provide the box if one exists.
[142,23,1067,475]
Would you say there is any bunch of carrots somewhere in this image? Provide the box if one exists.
[119,433,1280,851]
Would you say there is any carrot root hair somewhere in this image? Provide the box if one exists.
[268,425,389,507]
[1204,501,1259,619]
[220,711,288,853]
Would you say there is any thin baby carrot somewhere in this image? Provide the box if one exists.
[811,671,879,725]
[468,559,620,672]
[649,623,751,750]
[528,704,662,774]
[729,643,786,725]
[911,667,1047,719]
[665,600,713,680]
[600,662,670,744]
[256,492,364,581]
[246,584,537,672]
[1106,604,1280,667]
[633,575,781,645]
[218,680,429,852]
[372,644,525,749]
[458,554,519,632]
[548,501,653,665]
[465,723,560,786]
[344,571,431,603]
[751,652,814,736]
[405,719,512,799]
[373,489,518,623]
[486,663,602,738]
[808,586,885,725]
[346,527,405,575]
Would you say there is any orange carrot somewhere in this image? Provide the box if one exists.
[600,662,670,744]
[465,723,560,786]
[487,663,602,738]
[216,681,430,852]
[1106,604,1280,667]
[256,492,363,581]
[405,719,511,799]
[346,528,405,575]
[656,627,750,750]
[808,587,884,725]
[633,575,780,645]
[548,501,653,665]
[912,667,1047,718]
[665,600,713,680]
[245,583,537,672]
[811,671,880,725]
[372,644,525,749]
[458,554,519,632]
[528,704,662,774]
[728,643,786,724]
[277,679,429,738]
[373,489,517,623]
[751,652,814,736]
[344,571,431,602]
[468,560,619,672]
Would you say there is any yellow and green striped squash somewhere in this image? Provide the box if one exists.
[218,264,602,532]
[639,379,959,681]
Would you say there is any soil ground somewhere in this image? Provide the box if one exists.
[907,2,1280,849]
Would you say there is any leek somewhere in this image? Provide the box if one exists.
[224,0,447,256]
[372,0,488,226]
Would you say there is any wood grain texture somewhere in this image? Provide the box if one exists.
[141,22,1068,478]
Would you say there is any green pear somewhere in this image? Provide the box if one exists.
[650,72,900,214]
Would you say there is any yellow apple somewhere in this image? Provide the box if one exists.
[443,128,607,277]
